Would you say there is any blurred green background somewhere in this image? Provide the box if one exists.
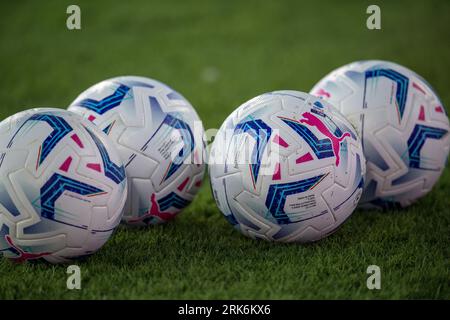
[0,0,449,299]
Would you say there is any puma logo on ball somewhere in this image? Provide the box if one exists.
[300,112,350,166]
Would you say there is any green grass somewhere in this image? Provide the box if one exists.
[0,0,449,299]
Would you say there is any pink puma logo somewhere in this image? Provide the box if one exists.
[300,112,350,166]
[129,194,175,223]
[5,235,50,263]
[315,88,331,98]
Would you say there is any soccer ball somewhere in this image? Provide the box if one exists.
[209,91,365,243]
[68,76,206,225]
[310,60,450,209]
[0,108,127,264]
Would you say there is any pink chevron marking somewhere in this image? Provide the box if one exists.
[413,82,426,95]
[273,134,289,148]
[300,112,350,166]
[315,88,331,98]
[129,194,175,223]
[87,163,102,173]
[71,134,84,148]
[296,152,314,164]
[59,156,73,172]
[88,115,96,122]
[177,177,190,191]
[435,106,444,113]
[418,105,425,121]
[272,162,281,180]
[148,194,175,221]
[5,235,50,263]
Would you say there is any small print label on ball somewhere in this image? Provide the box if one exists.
[289,194,317,211]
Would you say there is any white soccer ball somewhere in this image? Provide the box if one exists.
[209,91,366,243]
[0,108,127,264]
[310,60,450,209]
[68,76,206,225]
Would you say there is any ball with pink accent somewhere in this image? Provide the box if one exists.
[68,76,206,226]
[209,91,366,243]
[0,108,127,264]
[310,60,450,209]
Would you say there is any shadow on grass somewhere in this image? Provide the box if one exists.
[2,185,447,274]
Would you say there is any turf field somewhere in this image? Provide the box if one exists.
[0,0,449,299]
